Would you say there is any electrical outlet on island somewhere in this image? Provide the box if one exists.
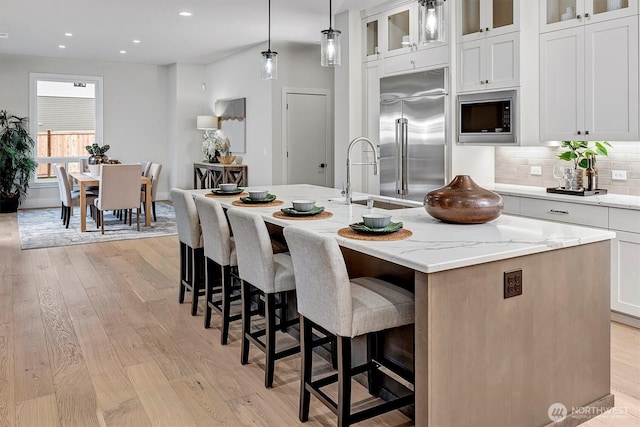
[612,170,627,181]
[530,166,542,176]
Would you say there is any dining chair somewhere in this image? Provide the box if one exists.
[54,164,96,228]
[194,196,241,343]
[141,161,152,177]
[94,164,142,234]
[227,208,300,388]
[140,163,162,221]
[283,226,415,426]
[170,188,205,316]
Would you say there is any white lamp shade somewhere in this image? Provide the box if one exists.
[197,115,218,130]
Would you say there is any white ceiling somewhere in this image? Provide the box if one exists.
[0,0,375,65]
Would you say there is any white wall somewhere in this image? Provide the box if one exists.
[168,64,207,190]
[205,45,273,186]
[204,41,333,187]
[0,54,170,207]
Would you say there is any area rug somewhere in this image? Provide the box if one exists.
[17,201,177,250]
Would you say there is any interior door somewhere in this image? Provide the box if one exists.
[285,92,330,186]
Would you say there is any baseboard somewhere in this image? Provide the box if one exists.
[611,311,640,329]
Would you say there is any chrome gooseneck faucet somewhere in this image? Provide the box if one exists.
[342,137,378,204]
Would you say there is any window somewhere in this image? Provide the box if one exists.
[29,73,103,183]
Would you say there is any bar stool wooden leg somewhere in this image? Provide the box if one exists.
[241,279,252,365]
[220,265,232,345]
[299,316,313,422]
[179,242,187,304]
[337,336,352,427]
[265,293,277,388]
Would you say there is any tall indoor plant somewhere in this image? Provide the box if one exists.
[0,110,38,213]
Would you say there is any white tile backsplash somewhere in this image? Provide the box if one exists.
[495,142,640,196]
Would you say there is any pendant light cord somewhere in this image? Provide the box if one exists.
[268,0,271,51]
[328,0,333,31]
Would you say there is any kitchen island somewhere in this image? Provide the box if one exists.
[193,184,616,427]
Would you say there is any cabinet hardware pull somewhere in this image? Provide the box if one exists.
[549,209,569,215]
[485,80,489,84]
[479,28,484,32]
[577,14,582,19]
[486,27,490,31]
[585,12,590,17]
[577,130,582,135]
[480,80,485,84]
[585,130,590,135]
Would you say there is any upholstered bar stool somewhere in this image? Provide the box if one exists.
[170,188,205,316]
[283,226,415,427]
[194,196,242,343]
[227,208,300,388]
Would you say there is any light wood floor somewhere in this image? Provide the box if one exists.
[0,212,638,427]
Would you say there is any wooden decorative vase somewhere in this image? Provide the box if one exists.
[424,175,503,224]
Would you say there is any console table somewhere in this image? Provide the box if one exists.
[193,162,248,189]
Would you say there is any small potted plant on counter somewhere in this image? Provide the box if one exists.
[558,140,611,190]
[0,110,38,213]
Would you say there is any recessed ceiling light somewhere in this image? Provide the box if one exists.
[120,50,127,54]
[0,33,8,39]
[58,45,66,49]
[65,32,73,37]
[133,39,141,44]
[178,11,192,17]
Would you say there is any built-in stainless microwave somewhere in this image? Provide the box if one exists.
[457,90,516,144]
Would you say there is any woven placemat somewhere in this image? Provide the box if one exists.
[337,227,412,241]
[205,192,248,198]
[231,200,284,208]
[272,211,333,221]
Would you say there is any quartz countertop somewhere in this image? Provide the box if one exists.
[493,183,640,210]
[192,184,615,274]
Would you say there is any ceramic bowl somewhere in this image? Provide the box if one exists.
[217,155,236,165]
[248,189,269,201]
[362,213,392,229]
[219,183,238,192]
[291,200,316,212]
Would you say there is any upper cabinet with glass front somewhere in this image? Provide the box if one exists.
[362,0,449,62]
[458,0,520,42]
[540,0,638,32]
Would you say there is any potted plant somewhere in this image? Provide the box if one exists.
[202,131,230,163]
[558,140,611,189]
[85,142,110,176]
[0,110,38,213]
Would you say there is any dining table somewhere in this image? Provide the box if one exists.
[69,171,152,232]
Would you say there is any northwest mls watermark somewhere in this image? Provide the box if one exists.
[548,402,629,422]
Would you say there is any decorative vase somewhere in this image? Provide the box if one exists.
[88,154,109,165]
[0,196,19,213]
[208,150,221,163]
[424,175,503,224]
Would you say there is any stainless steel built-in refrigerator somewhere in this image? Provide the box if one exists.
[379,68,447,202]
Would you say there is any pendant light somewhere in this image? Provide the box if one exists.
[418,0,446,44]
[261,0,277,80]
[320,0,341,67]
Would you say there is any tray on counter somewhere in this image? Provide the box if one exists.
[546,187,608,196]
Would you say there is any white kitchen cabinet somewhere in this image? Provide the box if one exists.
[363,0,449,62]
[540,0,638,33]
[499,193,640,322]
[363,13,382,62]
[458,32,520,92]
[458,0,519,42]
[540,16,638,141]
[383,44,449,75]
[609,207,640,318]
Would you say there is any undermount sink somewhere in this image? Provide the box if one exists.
[351,198,416,210]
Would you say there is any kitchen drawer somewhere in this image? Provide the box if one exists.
[609,208,640,234]
[519,197,609,228]
[501,195,520,215]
